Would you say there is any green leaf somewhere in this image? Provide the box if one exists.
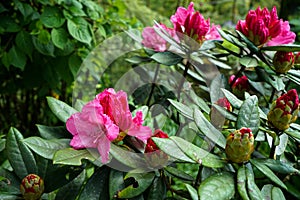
[126,56,151,64]
[6,127,37,179]
[151,52,182,66]
[152,137,195,163]
[147,177,166,200]
[198,172,235,200]
[36,124,70,139]
[240,56,258,68]
[235,30,259,53]
[46,96,77,123]
[169,99,193,119]
[212,104,237,121]
[250,159,287,190]
[67,18,92,45]
[261,44,300,52]
[190,92,210,114]
[272,186,286,200]
[245,163,263,200]
[15,31,33,59]
[237,95,260,134]
[22,137,70,159]
[53,148,97,166]
[117,172,155,198]
[207,58,231,69]
[78,167,110,200]
[237,165,250,200]
[171,136,225,168]
[32,36,55,57]
[258,159,299,175]
[186,184,199,200]
[164,166,194,181]
[51,28,68,49]
[8,46,26,70]
[41,6,65,28]
[55,169,86,200]
[109,169,125,199]
[221,88,242,108]
[193,109,226,149]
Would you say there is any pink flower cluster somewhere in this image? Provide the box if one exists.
[236,6,295,46]
[142,2,221,51]
[66,88,152,163]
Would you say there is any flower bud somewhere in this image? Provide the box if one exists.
[229,75,250,99]
[210,97,232,128]
[145,130,169,168]
[20,174,44,200]
[267,89,299,130]
[273,51,295,73]
[225,128,254,163]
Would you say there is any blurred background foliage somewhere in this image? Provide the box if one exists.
[0,0,299,136]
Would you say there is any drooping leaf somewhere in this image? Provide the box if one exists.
[198,172,235,200]
[186,184,199,200]
[170,136,225,168]
[168,99,193,119]
[193,109,226,149]
[250,159,287,190]
[151,52,182,66]
[245,163,263,200]
[237,165,250,200]
[221,88,242,108]
[46,97,77,123]
[22,137,70,159]
[6,127,37,179]
[117,172,155,198]
[78,167,110,200]
[53,148,98,166]
[67,18,92,45]
[261,44,300,52]
[237,95,260,134]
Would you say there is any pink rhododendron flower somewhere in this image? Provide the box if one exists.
[236,6,295,46]
[142,24,176,52]
[170,2,221,43]
[66,88,152,163]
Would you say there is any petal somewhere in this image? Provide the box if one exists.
[97,135,111,164]
[128,125,152,143]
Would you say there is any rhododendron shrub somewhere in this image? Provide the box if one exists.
[3,2,300,200]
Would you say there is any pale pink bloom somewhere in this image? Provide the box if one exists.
[170,2,221,43]
[142,24,176,52]
[66,99,119,163]
[236,6,295,46]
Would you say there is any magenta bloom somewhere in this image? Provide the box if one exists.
[236,6,295,46]
[170,2,221,43]
[142,24,176,52]
[66,88,152,163]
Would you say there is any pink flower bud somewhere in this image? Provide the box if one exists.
[145,130,169,153]
[273,51,295,73]
[20,174,44,200]
[229,75,249,98]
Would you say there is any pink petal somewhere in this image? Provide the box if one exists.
[97,135,111,163]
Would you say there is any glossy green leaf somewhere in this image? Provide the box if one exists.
[186,184,199,200]
[8,46,26,70]
[261,44,300,52]
[221,88,242,108]
[168,99,193,119]
[53,148,97,166]
[208,58,231,69]
[36,124,70,139]
[78,167,110,200]
[198,172,235,200]
[190,91,210,114]
[46,96,77,123]
[51,28,68,49]
[109,169,125,199]
[275,133,288,155]
[237,95,260,134]
[151,52,182,66]
[193,109,226,149]
[272,186,286,200]
[237,165,250,200]
[258,159,299,174]
[15,30,33,59]
[147,177,166,200]
[126,56,151,64]
[6,127,37,179]
[285,130,300,140]
[152,137,195,163]
[55,169,86,200]
[67,18,92,45]
[212,104,237,121]
[32,36,55,57]
[240,56,258,68]
[22,137,70,159]
[235,30,259,53]
[117,172,155,198]
[41,6,65,28]
[164,166,194,181]
[245,163,263,200]
[209,74,226,104]
[250,159,287,190]
[171,136,225,168]
[261,184,273,200]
